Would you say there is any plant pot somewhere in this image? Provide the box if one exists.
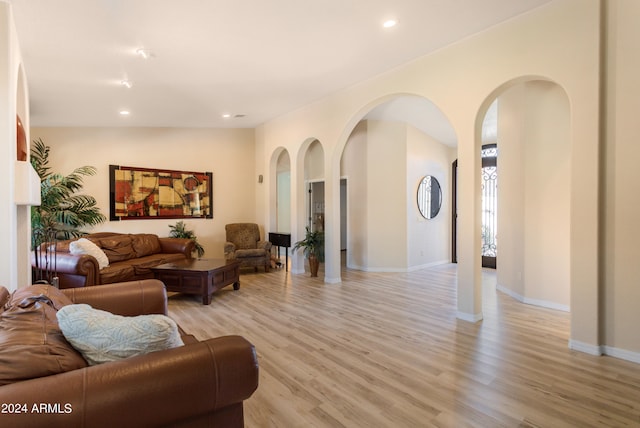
[308,255,320,277]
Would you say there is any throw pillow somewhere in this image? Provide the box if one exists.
[56,304,184,365]
[69,238,109,270]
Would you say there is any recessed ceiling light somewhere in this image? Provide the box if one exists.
[383,19,397,28]
[119,110,130,116]
[136,48,155,59]
[121,80,132,89]
[222,113,231,118]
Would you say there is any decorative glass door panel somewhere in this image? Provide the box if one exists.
[481,145,497,268]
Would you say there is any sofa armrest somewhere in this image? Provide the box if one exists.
[61,279,168,316]
[158,237,195,259]
[0,336,259,428]
[32,252,100,286]
[224,242,236,259]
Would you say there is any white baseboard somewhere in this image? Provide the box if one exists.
[496,284,570,312]
[324,276,341,284]
[359,266,409,273]
[457,311,483,322]
[347,260,449,273]
[408,260,450,272]
[568,340,603,356]
[569,341,640,364]
[603,345,640,364]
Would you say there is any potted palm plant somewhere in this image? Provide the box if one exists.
[292,226,324,277]
[168,220,205,257]
[30,138,107,284]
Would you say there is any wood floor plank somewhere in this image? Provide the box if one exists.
[168,264,640,427]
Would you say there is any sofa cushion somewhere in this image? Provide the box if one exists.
[57,304,184,365]
[98,263,136,284]
[0,284,88,385]
[130,254,168,276]
[131,234,162,258]
[70,238,110,269]
[99,235,135,263]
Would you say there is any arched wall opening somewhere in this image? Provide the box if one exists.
[475,77,571,313]
[15,63,31,288]
[292,138,324,275]
[269,147,291,235]
[338,94,457,272]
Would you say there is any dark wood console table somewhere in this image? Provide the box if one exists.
[268,232,291,271]
[151,258,240,305]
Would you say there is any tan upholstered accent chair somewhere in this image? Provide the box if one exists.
[224,223,272,272]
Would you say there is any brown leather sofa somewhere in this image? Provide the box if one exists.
[33,232,196,289]
[0,279,259,427]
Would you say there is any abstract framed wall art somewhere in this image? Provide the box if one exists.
[109,165,213,220]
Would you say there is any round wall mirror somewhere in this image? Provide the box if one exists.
[417,175,442,219]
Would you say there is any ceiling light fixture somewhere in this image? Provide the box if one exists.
[121,80,132,89]
[222,113,231,118]
[383,19,397,28]
[136,48,154,59]
[119,110,130,116]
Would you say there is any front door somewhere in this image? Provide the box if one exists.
[451,144,498,268]
[481,144,497,268]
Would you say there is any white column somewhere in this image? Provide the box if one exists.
[456,124,483,322]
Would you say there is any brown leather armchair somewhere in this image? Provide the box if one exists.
[224,223,272,272]
[0,279,259,427]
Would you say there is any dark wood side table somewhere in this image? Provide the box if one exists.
[268,232,291,271]
[150,258,240,305]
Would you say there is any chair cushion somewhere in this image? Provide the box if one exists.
[235,248,268,258]
[0,284,88,385]
[69,237,110,269]
[57,304,184,366]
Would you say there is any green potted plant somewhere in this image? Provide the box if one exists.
[30,138,107,284]
[168,220,205,258]
[292,226,324,277]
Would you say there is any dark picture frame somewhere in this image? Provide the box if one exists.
[109,165,213,221]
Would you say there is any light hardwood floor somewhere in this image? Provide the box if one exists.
[168,263,640,427]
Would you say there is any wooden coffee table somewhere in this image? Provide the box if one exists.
[151,258,241,305]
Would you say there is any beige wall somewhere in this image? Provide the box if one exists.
[30,127,256,259]
[406,124,455,269]
[497,81,571,311]
[304,140,324,181]
[496,85,526,298]
[603,0,640,358]
[340,120,453,271]
[276,150,291,233]
[367,121,407,269]
[340,121,368,268]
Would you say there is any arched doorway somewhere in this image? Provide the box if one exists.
[339,95,456,272]
[475,79,571,312]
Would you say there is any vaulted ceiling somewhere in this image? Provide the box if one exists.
[10,0,550,133]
